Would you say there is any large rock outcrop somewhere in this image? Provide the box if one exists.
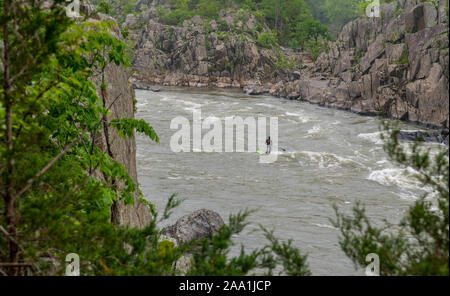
[309,0,449,129]
[160,209,225,274]
[128,7,281,88]
[87,10,152,229]
[129,0,449,133]
[163,209,224,244]
[95,58,152,229]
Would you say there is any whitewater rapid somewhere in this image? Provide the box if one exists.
[135,87,442,275]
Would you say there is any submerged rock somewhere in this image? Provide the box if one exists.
[243,84,271,95]
[131,82,161,92]
[397,130,449,146]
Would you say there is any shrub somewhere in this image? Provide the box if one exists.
[256,31,278,48]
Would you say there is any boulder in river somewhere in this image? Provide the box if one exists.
[243,84,271,95]
[163,209,224,244]
[397,130,449,146]
[131,81,161,92]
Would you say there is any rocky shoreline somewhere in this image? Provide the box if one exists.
[132,79,449,146]
[127,0,449,145]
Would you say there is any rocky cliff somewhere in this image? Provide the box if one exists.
[128,0,449,133]
[310,0,449,130]
[87,10,152,229]
[95,54,152,229]
[262,0,449,132]
[126,4,291,88]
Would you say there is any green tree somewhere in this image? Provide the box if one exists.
[257,31,278,48]
[97,1,112,14]
[306,0,329,24]
[259,0,330,47]
[197,0,221,18]
[324,0,364,29]
[0,0,158,275]
[0,0,312,276]
[288,18,329,49]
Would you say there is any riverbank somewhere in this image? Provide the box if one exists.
[131,80,449,146]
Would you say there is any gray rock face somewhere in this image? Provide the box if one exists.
[397,130,449,145]
[129,12,277,88]
[158,209,225,274]
[123,13,138,28]
[163,209,225,244]
[131,80,161,92]
[127,0,448,133]
[405,2,438,33]
[90,13,152,229]
[244,84,272,95]
[310,1,449,130]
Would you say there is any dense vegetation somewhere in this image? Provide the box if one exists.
[93,0,330,52]
[91,0,425,60]
[93,0,440,41]
[92,0,429,60]
[1,0,448,276]
[0,0,312,276]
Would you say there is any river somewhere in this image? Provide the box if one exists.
[135,87,434,276]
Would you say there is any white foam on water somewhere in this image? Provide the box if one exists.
[160,97,204,113]
[313,223,337,230]
[402,142,447,158]
[398,191,419,201]
[376,159,389,165]
[353,150,370,161]
[307,124,323,135]
[357,132,384,145]
[285,111,302,117]
[369,147,383,152]
[399,186,441,202]
[367,167,423,191]
[284,151,363,169]
[184,107,197,112]
[255,103,274,108]
[359,130,446,150]
[285,111,310,123]
[136,101,148,108]
[182,101,203,112]
[159,94,182,102]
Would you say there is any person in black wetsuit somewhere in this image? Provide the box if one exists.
[266,136,272,154]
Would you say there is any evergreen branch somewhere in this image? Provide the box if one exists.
[13,131,86,201]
